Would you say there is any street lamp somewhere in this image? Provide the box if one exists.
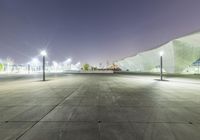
[31,58,40,72]
[64,58,72,70]
[27,63,30,74]
[68,58,72,70]
[40,50,47,81]
[159,51,164,81]
[52,61,58,72]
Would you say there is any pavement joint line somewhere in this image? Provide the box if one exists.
[128,121,195,124]
[118,105,200,108]
[97,120,101,140]
[3,121,196,124]
[0,120,198,124]
[3,121,38,123]
[15,86,82,140]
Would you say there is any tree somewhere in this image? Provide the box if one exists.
[83,63,90,71]
[0,63,4,72]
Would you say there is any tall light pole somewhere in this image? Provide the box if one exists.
[27,63,30,74]
[198,59,200,74]
[40,50,47,81]
[159,51,164,81]
[64,58,72,70]
[67,58,72,70]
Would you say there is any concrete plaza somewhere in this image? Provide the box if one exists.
[0,73,200,140]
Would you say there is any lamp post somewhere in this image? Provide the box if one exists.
[198,60,200,74]
[40,50,47,81]
[64,58,72,70]
[67,58,72,70]
[159,51,164,81]
[27,63,30,74]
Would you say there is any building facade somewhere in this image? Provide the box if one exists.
[115,32,200,74]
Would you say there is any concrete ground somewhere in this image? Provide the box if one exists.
[0,73,200,140]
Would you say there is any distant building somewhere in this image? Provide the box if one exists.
[115,32,200,74]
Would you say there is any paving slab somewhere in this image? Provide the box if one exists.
[0,122,35,140]
[9,105,55,122]
[41,106,76,122]
[99,122,139,140]
[17,122,99,140]
[129,122,200,140]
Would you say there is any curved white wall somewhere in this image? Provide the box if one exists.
[115,32,200,73]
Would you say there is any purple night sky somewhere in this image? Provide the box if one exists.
[1,0,200,65]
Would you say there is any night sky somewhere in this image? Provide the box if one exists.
[1,0,200,65]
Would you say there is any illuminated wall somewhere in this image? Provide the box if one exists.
[115,32,200,73]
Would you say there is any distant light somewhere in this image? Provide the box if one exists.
[67,58,72,62]
[64,58,72,64]
[40,50,47,56]
[32,58,38,63]
[52,61,58,67]
[76,62,80,65]
[159,51,164,56]
[31,58,40,66]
